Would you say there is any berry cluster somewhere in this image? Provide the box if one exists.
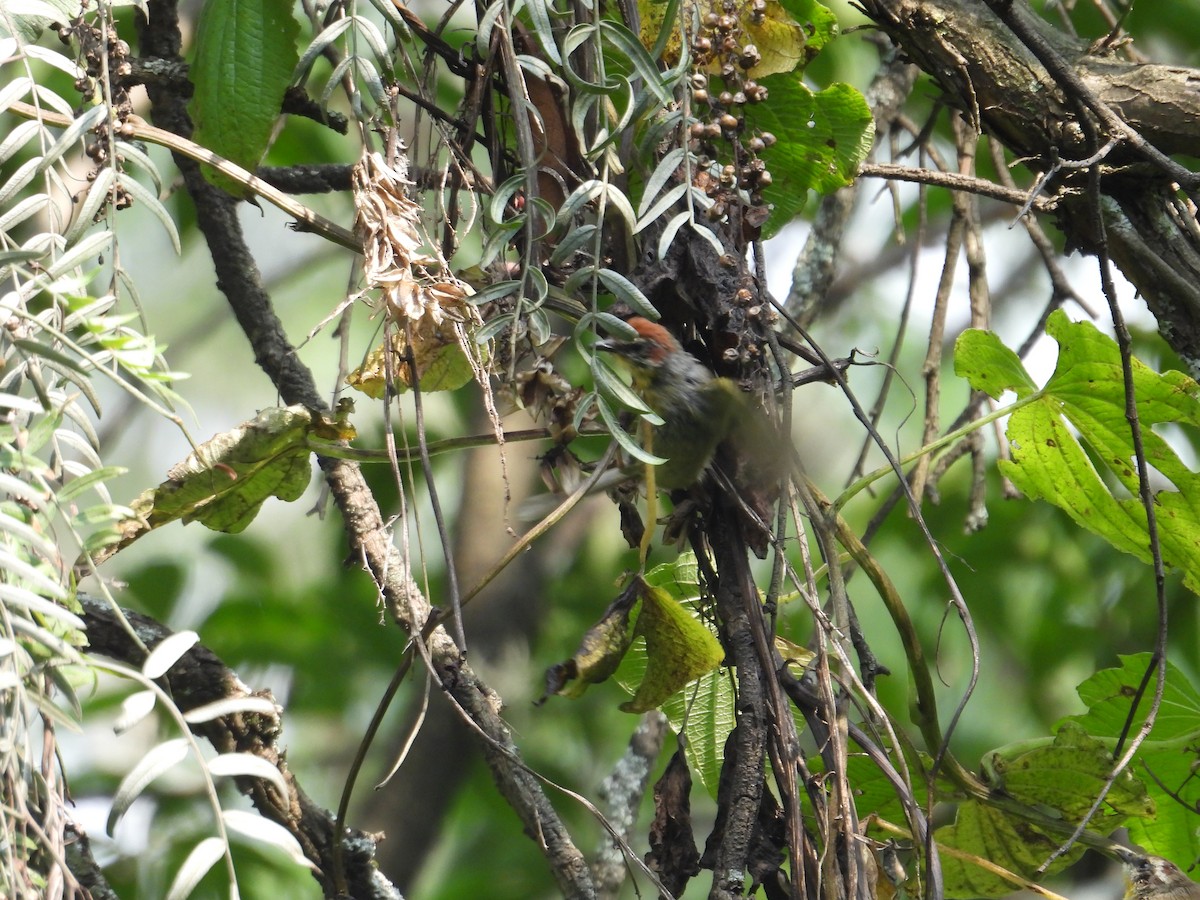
[686,4,777,217]
[54,10,136,212]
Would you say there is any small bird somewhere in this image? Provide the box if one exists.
[595,317,751,490]
[1117,848,1200,900]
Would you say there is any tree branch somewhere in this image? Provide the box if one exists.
[78,595,401,900]
[859,0,1200,370]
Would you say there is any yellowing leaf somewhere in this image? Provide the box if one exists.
[738,3,806,79]
[92,406,321,566]
[639,0,809,77]
[346,324,479,397]
[541,582,641,701]
[621,581,724,713]
[638,0,682,66]
[542,571,724,711]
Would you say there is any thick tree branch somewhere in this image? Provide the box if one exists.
[858,0,1200,370]
[78,595,401,900]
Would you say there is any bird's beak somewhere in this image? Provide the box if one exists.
[1114,846,1146,866]
[595,338,630,355]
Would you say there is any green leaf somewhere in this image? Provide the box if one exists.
[775,0,838,54]
[752,78,874,238]
[1065,654,1200,866]
[982,722,1153,826]
[953,329,1039,399]
[966,310,1200,592]
[544,568,724,718]
[1069,654,1200,742]
[190,0,300,196]
[98,406,319,563]
[595,394,668,466]
[937,800,1085,898]
[621,581,724,713]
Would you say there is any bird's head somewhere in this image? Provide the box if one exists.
[595,317,682,371]
[1117,849,1199,899]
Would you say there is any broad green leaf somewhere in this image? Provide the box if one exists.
[621,581,724,713]
[614,555,742,793]
[1065,654,1200,866]
[752,78,874,238]
[981,722,1152,826]
[190,0,300,196]
[937,800,1084,898]
[96,406,324,564]
[776,0,837,54]
[1069,654,1200,742]
[957,311,1200,592]
[146,406,314,528]
[953,329,1038,399]
[544,568,724,716]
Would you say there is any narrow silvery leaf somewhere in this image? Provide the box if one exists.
[209,753,289,801]
[223,810,314,868]
[114,690,157,735]
[143,631,200,679]
[107,738,190,835]
[164,837,225,900]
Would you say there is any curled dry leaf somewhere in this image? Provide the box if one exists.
[349,150,485,395]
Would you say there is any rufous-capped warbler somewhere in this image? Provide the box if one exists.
[595,316,772,491]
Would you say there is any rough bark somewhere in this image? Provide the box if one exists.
[860,0,1200,371]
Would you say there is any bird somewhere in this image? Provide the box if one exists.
[595,316,754,490]
[1116,848,1200,900]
